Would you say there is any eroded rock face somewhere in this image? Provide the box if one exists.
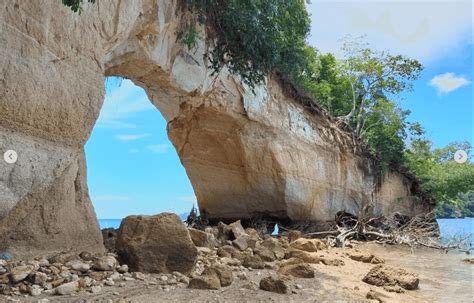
[0,0,431,256]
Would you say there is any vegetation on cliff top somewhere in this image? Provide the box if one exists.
[62,1,472,217]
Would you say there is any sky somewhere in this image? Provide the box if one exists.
[86,0,473,219]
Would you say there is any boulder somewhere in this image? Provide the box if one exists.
[363,265,419,290]
[259,276,289,294]
[188,228,218,248]
[116,213,198,275]
[278,263,315,278]
[261,238,286,260]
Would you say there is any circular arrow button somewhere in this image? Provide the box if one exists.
[454,150,468,164]
[3,150,18,164]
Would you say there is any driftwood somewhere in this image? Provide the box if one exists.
[304,211,468,251]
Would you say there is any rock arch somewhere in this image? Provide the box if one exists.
[0,0,430,257]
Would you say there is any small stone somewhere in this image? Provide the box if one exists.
[289,238,326,252]
[117,264,128,273]
[278,263,315,278]
[259,276,288,294]
[54,281,79,295]
[29,285,42,296]
[366,290,384,302]
[132,272,146,280]
[79,251,94,261]
[295,284,303,289]
[159,275,168,282]
[242,255,265,269]
[10,265,34,283]
[92,256,117,271]
[109,272,121,281]
[91,285,102,293]
[288,230,301,243]
[232,235,250,251]
[104,279,115,286]
[90,271,108,281]
[70,262,90,272]
[49,252,77,264]
[188,271,221,290]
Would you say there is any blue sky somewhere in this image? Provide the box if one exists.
[86,0,472,219]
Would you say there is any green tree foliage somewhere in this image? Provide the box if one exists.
[181,0,312,89]
[306,39,423,170]
[404,136,474,217]
[62,0,95,13]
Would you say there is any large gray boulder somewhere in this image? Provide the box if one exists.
[116,213,197,276]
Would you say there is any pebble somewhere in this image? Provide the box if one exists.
[91,285,102,293]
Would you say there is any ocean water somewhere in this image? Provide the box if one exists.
[437,217,473,247]
[98,213,188,229]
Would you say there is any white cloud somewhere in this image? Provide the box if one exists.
[306,0,472,63]
[116,133,151,142]
[94,195,130,202]
[96,79,155,129]
[147,144,169,154]
[429,73,471,94]
[128,148,139,154]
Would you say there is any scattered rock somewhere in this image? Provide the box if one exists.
[10,265,34,283]
[229,220,247,239]
[90,285,102,293]
[117,264,129,273]
[366,289,384,302]
[289,238,326,252]
[284,249,320,264]
[54,281,79,295]
[383,285,405,293]
[70,261,91,272]
[233,235,250,251]
[49,252,77,265]
[462,258,474,265]
[349,252,384,264]
[288,231,301,243]
[253,245,276,262]
[92,256,118,271]
[278,263,315,278]
[29,285,42,296]
[188,228,218,248]
[188,271,220,290]
[208,265,233,287]
[243,255,265,269]
[132,272,146,281]
[320,258,345,267]
[261,238,286,259]
[363,265,419,290]
[259,276,288,294]
[116,213,198,275]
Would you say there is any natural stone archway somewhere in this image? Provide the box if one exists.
[0,0,431,258]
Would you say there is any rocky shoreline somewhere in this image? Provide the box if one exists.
[0,213,471,302]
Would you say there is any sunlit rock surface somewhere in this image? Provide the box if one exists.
[0,0,430,257]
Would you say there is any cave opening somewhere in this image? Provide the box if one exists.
[85,77,196,228]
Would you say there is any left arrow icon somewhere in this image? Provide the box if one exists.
[3,150,18,164]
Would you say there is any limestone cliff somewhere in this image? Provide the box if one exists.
[0,0,431,257]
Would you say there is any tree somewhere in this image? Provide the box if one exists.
[404,137,474,217]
